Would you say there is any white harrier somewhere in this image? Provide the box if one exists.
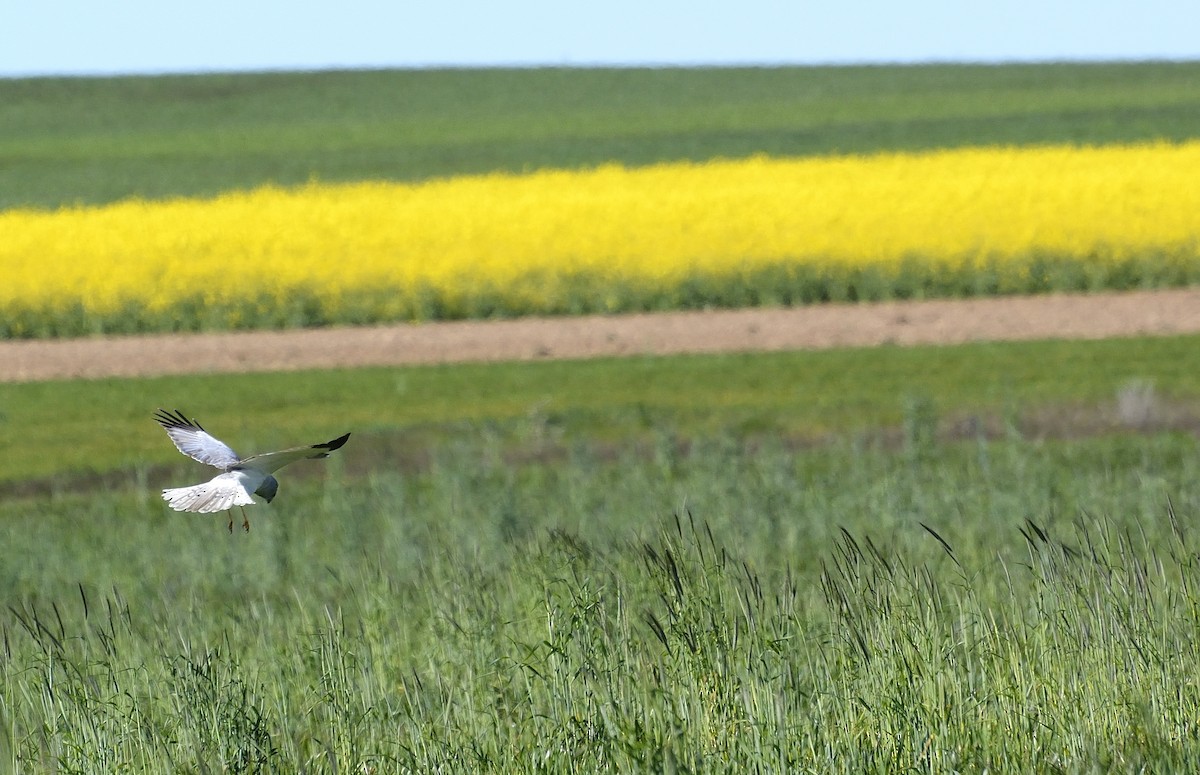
[155,408,350,532]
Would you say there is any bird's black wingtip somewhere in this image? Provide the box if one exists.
[319,432,351,452]
[154,408,202,430]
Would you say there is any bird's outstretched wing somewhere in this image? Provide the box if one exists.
[240,433,351,474]
[155,409,241,469]
[162,472,255,513]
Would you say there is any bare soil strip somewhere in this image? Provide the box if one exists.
[3,288,1200,383]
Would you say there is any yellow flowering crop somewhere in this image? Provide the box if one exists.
[3,141,1199,337]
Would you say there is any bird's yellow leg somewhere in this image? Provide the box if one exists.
[241,506,250,532]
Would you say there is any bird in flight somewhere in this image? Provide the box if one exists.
[155,408,350,532]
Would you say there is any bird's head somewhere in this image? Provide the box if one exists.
[255,475,279,503]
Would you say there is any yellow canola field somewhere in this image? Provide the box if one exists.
[3,141,1199,335]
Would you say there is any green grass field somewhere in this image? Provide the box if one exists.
[4,426,1200,771]
[3,334,1199,485]
[4,61,1200,210]
[3,331,1200,770]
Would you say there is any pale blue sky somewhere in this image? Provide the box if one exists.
[2,0,1197,77]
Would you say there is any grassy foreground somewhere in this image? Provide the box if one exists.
[2,333,1200,770]
[3,429,1200,771]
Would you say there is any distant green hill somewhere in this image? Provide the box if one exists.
[3,61,1198,210]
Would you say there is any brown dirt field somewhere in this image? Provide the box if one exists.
[3,288,1200,383]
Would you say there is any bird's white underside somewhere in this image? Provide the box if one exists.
[161,470,266,514]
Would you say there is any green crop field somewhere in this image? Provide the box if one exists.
[3,61,1200,210]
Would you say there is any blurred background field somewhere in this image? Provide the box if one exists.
[6,142,1200,337]
[3,63,1200,337]
[5,62,1200,210]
